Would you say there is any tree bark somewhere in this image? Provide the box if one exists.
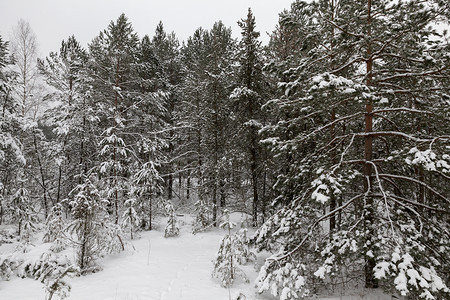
[364,0,378,289]
[187,174,191,201]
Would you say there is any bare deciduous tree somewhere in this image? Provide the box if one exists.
[10,19,38,118]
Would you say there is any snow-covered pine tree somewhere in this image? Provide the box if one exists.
[260,1,313,213]
[9,178,37,243]
[66,175,108,273]
[179,28,210,213]
[0,253,23,281]
[130,35,169,231]
[212,210,253,287]
[20,250,79,300]
[121,198,140,239]
[256,0,450,299]
[150,22,182,202]
[231,8,268,226]
[233,227,256,265]
[164,201,179,237]
[178,24,235,226]
[38,35,90,205]
[201,22,235,224]
[192,199,211,233]
[0,34,25,225]
[88,14,140,224]
[43,264,78,300]
[132,161,164,231]
[89,14,168,228]
[43,204,66,252]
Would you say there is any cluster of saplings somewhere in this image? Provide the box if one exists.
[1,0,450,299]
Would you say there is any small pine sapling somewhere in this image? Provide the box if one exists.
[0,254,23,280]
[132,161,163,231]
[9,185,38,243]
[98,220,125,254]
[164,201,179,238]
[122,198,140,239]
[18,251,78,300]
[212,210,253,287]
[192,199,210,233]
[44,204,66,252]
[66,176,106,273]
[67,176,126,274]
[43,265,78,300]
[233,228,256,265]
[21,251,71,280]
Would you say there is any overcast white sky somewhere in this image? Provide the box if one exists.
[0,0,294,57]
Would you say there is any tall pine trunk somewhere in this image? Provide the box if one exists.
[364,0,377,288]
[251,146,258,227]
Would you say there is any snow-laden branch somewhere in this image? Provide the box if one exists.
[387,194,449,214]
[164,150,198,164]
[378,173,449,203]
[331,57,365,75]
[376,53,424,64]
[358,131,432,143]
[297,112,363,142]
[378,65,449,82]
[372,107,434,115]
[381,87,448,94]
[331,134,356,173]
[366,160,397,239]
[387,195,424,232]
[321,18,365,39]
[430,136,450,149]
[268,193,364,262]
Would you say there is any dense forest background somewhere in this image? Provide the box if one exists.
[1,0,449,299]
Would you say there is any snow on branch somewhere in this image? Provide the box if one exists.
[378,173,449,204]
[268,194,364,262]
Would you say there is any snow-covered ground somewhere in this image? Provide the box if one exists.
[0,214,401,300]
[0,214,273,300]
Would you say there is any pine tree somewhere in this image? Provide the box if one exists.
[202,22,236,224]
[21,250,79,300]
[178,23,235,225]
[89,14,167,227]
[151,22,182,202]
[66,175,108,273]
[131,34,169,230]
[212,210,253,287]
[44,204,66,252]
[192,199,211,233]
[9,179,37,242]
[38,35,90,205]
[163,201,179,237]
[121,198,140,239]
[0,35,25,225]
[43,264,78,300]
[231,8,267,226]
[179,27,210,212]
[88,14,140,223]
[256,0,450,298]
[132,160,164,231]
